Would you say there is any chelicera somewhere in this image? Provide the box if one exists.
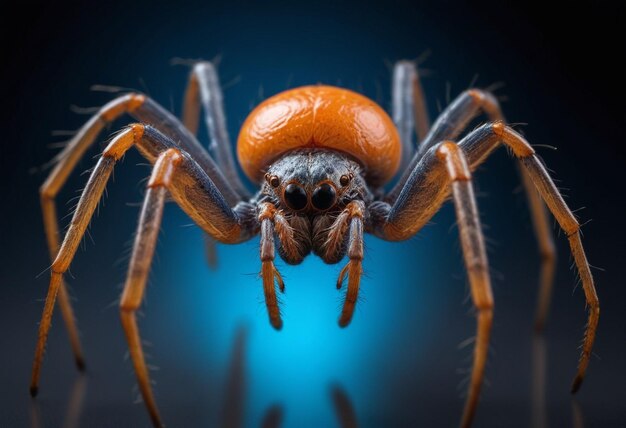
[30,61,599,428]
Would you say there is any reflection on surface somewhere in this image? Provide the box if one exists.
[27,324,361,427]
[27,324,594,427]
[222,327,247,428]
[531,334,585,428]
[531,334,547,428]
[30,322,596,428]
[30,375,87,428]
[62,375,87,428]
[29,398,41,428]
[260,405,283,428]
[571,400,584,428]
[331,384,358,428]
[221,325,358,427]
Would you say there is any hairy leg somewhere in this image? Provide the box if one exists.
[38,95,147,370]
[118,143,254,427]
[39,90,242,368]
[33,124,144,396]
[44,92,239,208]
[257,202,302,329]
[387,90,556,330]
[374,140,493,427]
[31,124,252,398]
[181,61,251,268]
[437,142,493,428]
[387,89,502,200]
[40,210,84,371]
[392,60,430,171]
[119,149,182,427]
[460,124,596,389]
[329,201,366,327]
[377,122,598,395]
[182,61,249,198]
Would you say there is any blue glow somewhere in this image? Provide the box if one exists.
[156,222,447,426]
[122,13,457,419]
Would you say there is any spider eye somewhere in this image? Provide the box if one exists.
[284,183,308,211]
[339,174,351,186]
[311,183,336,210]
[265,174,280,188]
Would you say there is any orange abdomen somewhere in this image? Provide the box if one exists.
[237,85,401,186]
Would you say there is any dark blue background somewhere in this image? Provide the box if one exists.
[1,1,624,427]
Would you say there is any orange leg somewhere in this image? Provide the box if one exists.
[521,170,557,331]
[41,195,84,371]
[119,149,182,427]
[31,125,144,397]
[37,65,250,381]
[384,122,598,400]
[437,142,494,428]
[38,94,144,372]
[117,140,246,425]
[465,123,600,393]
[389,88,556,331]
[38,88,241,372]
[258,203,286,330]
[32,121,250,426]
[334,201,365,327]
[483,123,599,392]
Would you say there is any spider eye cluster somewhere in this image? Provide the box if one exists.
[267,168,349,212]
[282,182,338,212]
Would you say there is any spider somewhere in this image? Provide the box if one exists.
[30,60,599,428]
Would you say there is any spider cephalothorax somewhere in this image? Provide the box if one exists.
[259,149,371,264]
[261,150,367,213]
[31,60,598,428]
